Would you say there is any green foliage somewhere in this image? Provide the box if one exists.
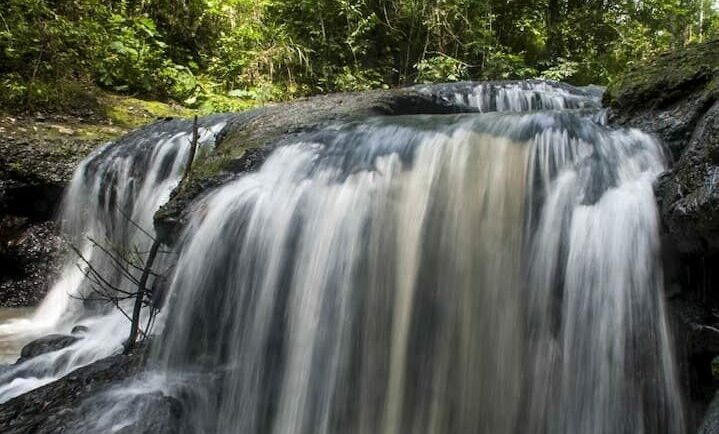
[540,59,580,82]
[0,75,97,112]
[416,55,469,83]
[96,14,197,100]
[482,51,538,80]
[0,0,718,113]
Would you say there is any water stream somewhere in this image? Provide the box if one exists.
[0,117,229,402]
[0,81,686,433]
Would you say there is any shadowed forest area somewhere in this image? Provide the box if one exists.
[1,0,718,113]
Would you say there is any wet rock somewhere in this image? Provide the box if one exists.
[112,393,182,434]
[72,390,184,434]
[606,40,719,431]
[16,334,80,364]
[607,40,719,255]
[154,87,465,243]
[71,325,89,334]
[0,117,102,308]
[656,100,719,252]
[0,221,65,307]
[0,351,146,434]
[700,391,719,434]
[606,40,718,162]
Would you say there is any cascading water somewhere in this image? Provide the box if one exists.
[0,81,686,434]
[0,116,229,402]
[149,110,684,434]
[419,80,604,113]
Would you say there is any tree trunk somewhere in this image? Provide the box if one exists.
[124,238,161,353]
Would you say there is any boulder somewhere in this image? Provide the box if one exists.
[70,388,184,434]
[0,351,145,433]
[16,333,80,364]
[71,325,89,335]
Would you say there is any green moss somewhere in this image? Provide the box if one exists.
[6,161,25,176]
[607,40,719,110]
[705,76,719,100]
[101,94,196,128]
[189,152,236,181]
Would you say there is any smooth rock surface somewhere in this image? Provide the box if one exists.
[16,334,80,365]
[0,352,144,433]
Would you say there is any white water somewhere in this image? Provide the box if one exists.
[0,117,227,403]
[151,111,684,433]
[419,80,604,113]
[0,81,686,434]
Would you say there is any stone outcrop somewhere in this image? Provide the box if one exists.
[0,352,143,433]
[0,343,184,434]
[0,116,107,306]
[606,40,719,253]
[16,334,81,365]
[607,39,719,430]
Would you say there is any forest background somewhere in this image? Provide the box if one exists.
[1,0,717,113]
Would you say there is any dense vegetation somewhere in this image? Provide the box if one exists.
[1,0,718,112]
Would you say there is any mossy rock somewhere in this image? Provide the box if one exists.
[606,39,719,111]
[153,88,463,242]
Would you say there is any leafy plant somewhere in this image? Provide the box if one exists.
[415,55,469,83]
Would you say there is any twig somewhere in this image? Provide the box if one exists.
[125,238,162,353]
[86,237,141,285]
[180,115,200,186]
[116,207,157,242]
[71,248,136,296]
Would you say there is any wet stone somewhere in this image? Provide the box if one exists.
[17,334,80,364]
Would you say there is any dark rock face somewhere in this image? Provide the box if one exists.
[0,351,148,433]
[607,40,719,254]
[606,40,718,163]
[700,391,719,434]
[607,39,719,430]
[71,388,184,434]
[0,117,104,307]
[656,100,719,252]
[0,220,65,306]
[17,334,80,365]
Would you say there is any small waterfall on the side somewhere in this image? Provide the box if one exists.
[418,80,604,113]
[144,111,684,433]
[0,116,229,402]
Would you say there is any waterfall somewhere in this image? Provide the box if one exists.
[0,81,686,434]
[0,116,229,402]
[418,80,604,113]
[154,112,684,432]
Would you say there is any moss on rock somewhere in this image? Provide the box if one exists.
[606,39,719,111]
[153,88,462,242]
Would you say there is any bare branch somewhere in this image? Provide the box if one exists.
[116,207,157,242]
[86,237,142,285]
